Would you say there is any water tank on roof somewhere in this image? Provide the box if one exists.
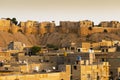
[52,66,56,70]
[34,66,39,72]
[77,56,81,61]
[88,48,94,53]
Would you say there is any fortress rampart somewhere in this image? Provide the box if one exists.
[0,19,120,36]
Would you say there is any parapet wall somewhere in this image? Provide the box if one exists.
[99,21,120,28]
[0,19,120,36]
[0,65,71,80]
[80,26,120,36]
[60,21,79,33]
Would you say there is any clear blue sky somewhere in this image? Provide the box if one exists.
[0,0,120,25]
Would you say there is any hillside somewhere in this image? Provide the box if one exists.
[40,32,120,47]
[0,31,40,48]
[0,31,120,48]
[87,32,120,42]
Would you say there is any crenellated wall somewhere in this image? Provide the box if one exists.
[80,26,120,36]
[60,21,79,33]
[99,21,120,28]
[0,19,120,36]
[39,21,55,35]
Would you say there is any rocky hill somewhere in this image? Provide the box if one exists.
[40,32,120,47]
[0,31,40,48]
[87,33,120,42]
[1,30,120,48]
[1,19,120,48]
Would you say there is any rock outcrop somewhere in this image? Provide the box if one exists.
[0,32,40,47]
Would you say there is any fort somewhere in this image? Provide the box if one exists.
[1,18,120,79]
[0,18,120,36]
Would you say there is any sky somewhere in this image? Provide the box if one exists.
[0,0,120,25]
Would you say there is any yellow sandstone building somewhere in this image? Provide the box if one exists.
[0,65,71,80]
[71,52,109,80]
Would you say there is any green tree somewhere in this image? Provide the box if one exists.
[30,46,41,55]
[47,44,59,50]
[6,17,18,25]
[11,18,18,25]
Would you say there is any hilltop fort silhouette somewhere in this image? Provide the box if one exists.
[0,18,120,36]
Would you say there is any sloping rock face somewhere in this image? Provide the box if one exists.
[39,32,120,47]
[0,31,40,47]
[0,31,120,48]
[40,32,81,47]
[87,33,120,42]
[0,31,82,48]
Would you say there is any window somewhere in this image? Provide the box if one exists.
[97,76,100,80]
[71,47,75,50]
[102,49,104,52]
[76,61,79,64]
[102,58,105,62]
[106,49,108,52]
[74,66,77,70]
[103,29,108,33]
[78,49,81,52]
